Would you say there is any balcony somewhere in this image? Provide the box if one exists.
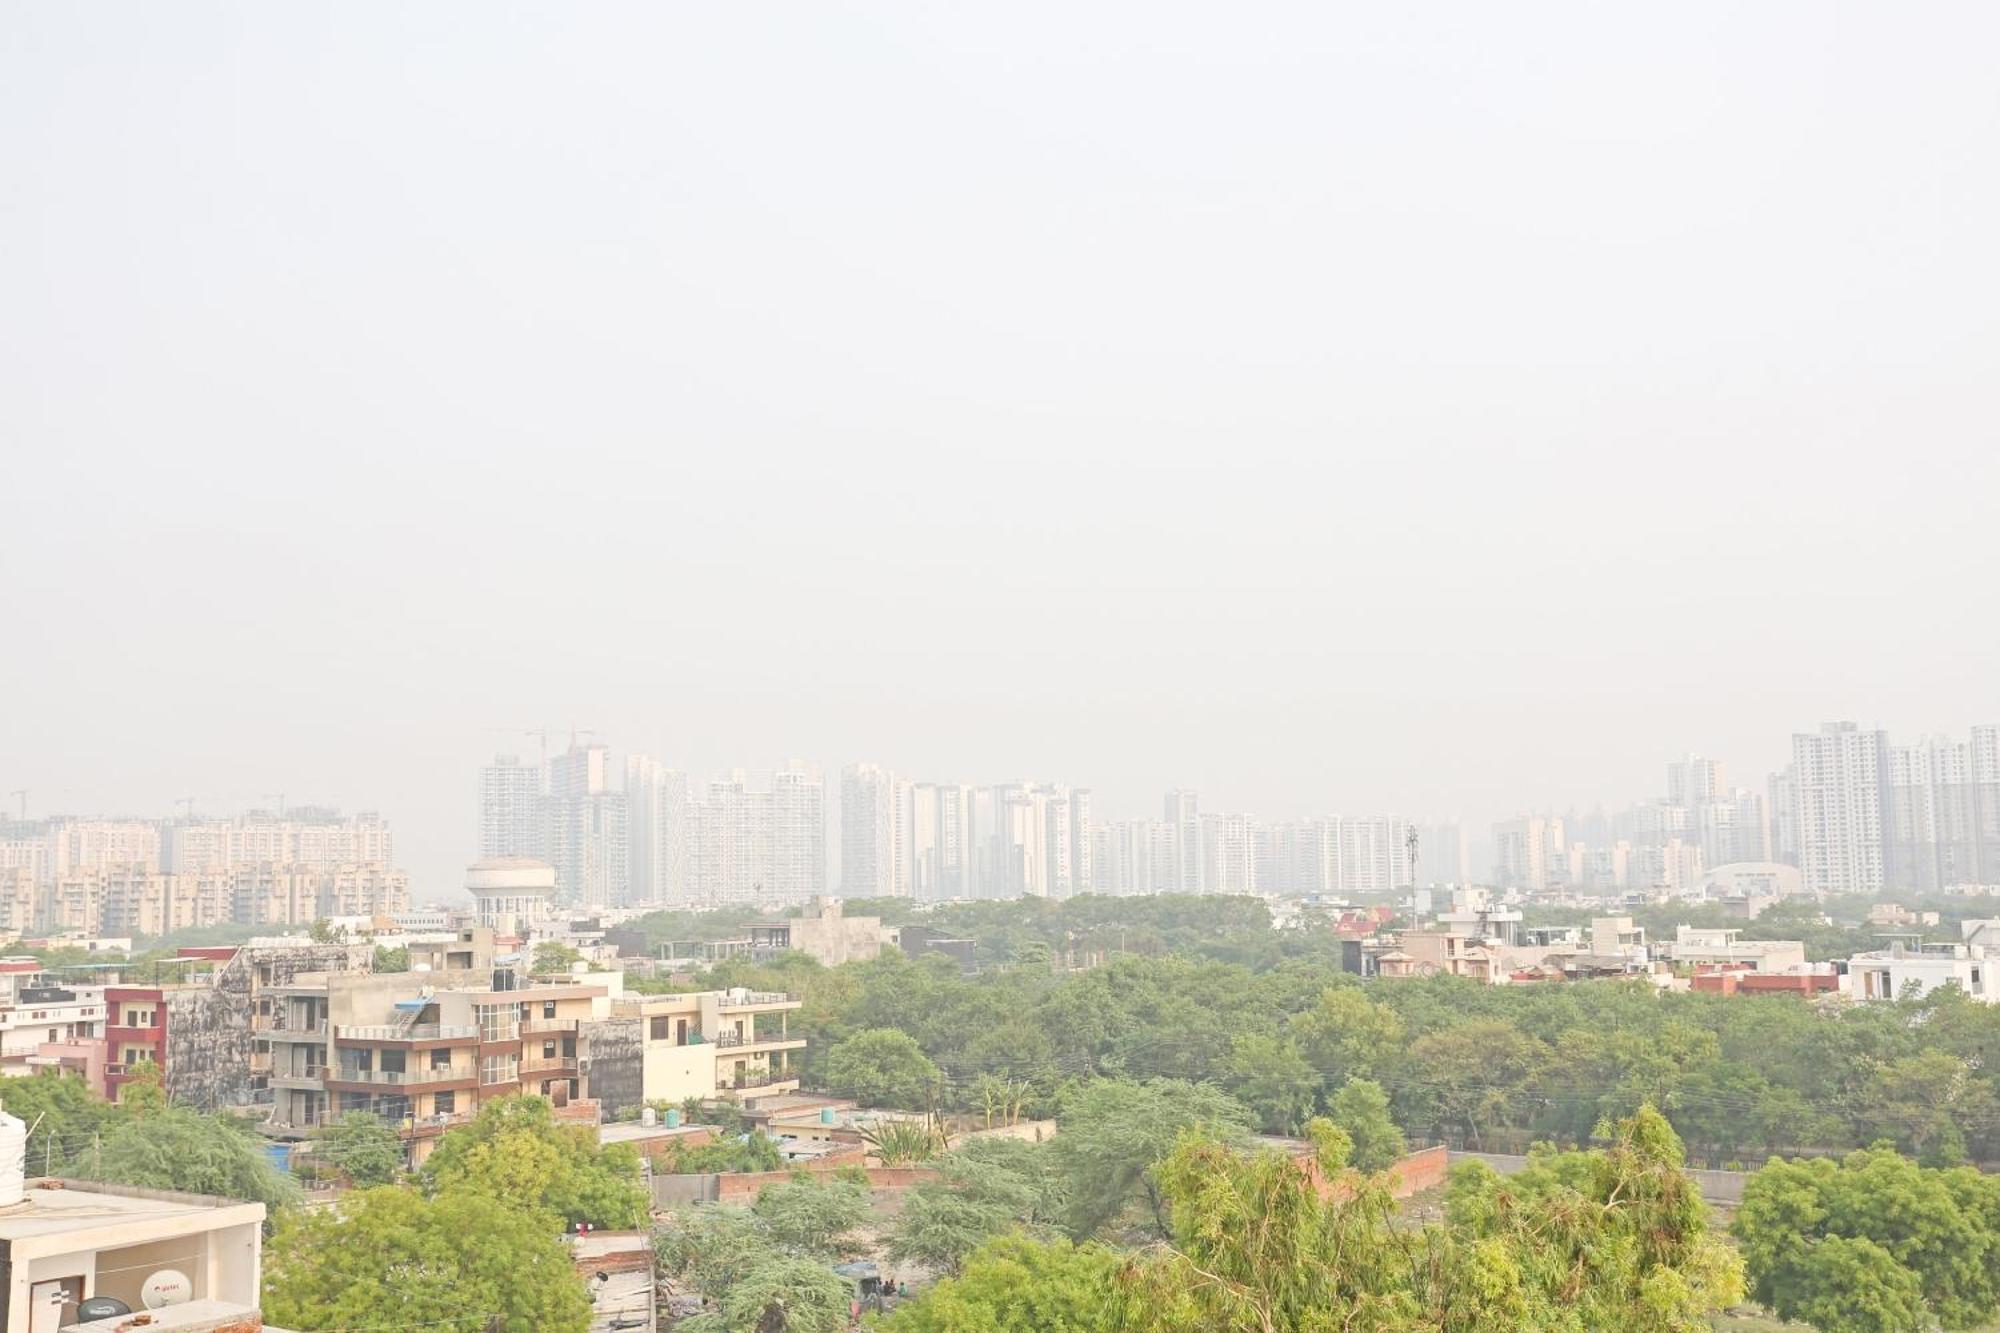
[718,1069,797,1092]
[339,1024,478,1042]
[270,1069,329,1090]
[520,1051,579,1074]
[519,1018,579,1036]
[717,991,793,1009]
[324,1066,478,1088]
[265,1021,329,1042]
[710,1031,807,1053]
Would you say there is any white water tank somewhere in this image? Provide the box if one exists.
[0,1109,26,1207]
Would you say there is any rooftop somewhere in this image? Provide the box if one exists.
[0,1180,265,1258]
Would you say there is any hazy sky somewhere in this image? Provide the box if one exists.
[4,3,1997,898]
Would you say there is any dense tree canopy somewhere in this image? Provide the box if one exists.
[887,1105,1741,1331]
[314,1111,404,1188]
[669,893,2000,1167]
[1734,1145,2000,1331]
[822,1027,944,1108]
[97,1107,301,1211]
[417,1095,647,1228]
[264,1186,591,1333]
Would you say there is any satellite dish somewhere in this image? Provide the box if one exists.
[141,1269,193,1309]
[75,1296,134,1322]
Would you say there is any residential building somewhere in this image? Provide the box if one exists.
[0,960,105,1082]
[1414,821,1469,886]
[1665,755,1725,808]
[261,930,618,1163]
[1200,812,1257,895]
[1791,721,1891,895]
[1165,790,1201,893]
[53,862,407,937]
[908,783,974,901]
[612,987,805,1107]
[841,764,912,898]
[0,1145,266,1331]
[687,766,827,905]
[1847,939,1997,1003]
[624,756,692,905]
[1492,816,1563,893]
[480,753,546,861]
[548,743,628,909]
[1665,925,1806,973]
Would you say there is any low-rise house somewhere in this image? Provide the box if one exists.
[1847,937,1995,1002]
[0,1109,265,1332]
[1690,964,1838,996]
[0,960,105,1082]
[1667,926,1806,973]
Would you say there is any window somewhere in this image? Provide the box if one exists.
[434,1090,456,1115]
[542,1001,556,1019]
[542,1041,557,1059]
[650,1016,670,1041]
[561,1037,575,1059]
[480,1053,518,1086]
[429,1048,454,1070]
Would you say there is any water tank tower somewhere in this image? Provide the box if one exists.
[465,858,556,933]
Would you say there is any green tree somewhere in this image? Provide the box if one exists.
[889,1138,1067,1275]
[880,1233,1132,1332]
[1327,1077,1406,1172]
[1290,985,1404,1086]
[117,1059,169,1117]
[1222,1032,1319,1134]
[751,1174,871,1256]
[314,1111,404,1187]
[98,1106,300,1212]
[370,944,408,973]
[1734,1146,2000,1331]
[1049,1077,1254,1237]
[680,1254,850,1333]
[822,1028,942,1108]
[418,1096,646,1228]
[532,941,584,975]
[1785,1235,1929,1333]
[263,1185,591,1332]
[307,917,344,943]
[0,1070,128,1173]
[655,1205,777,1297]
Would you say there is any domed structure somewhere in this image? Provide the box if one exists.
[465,857,556,933]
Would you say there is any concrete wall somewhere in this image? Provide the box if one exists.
[165,944,358,1109]
[1447,1151,1749,1205]
[578,1017,641,1117]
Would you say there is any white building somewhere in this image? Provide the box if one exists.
[1492,816,1564,893]
[1165,790,1202,893]
[908,783,974,900]
[547,743,627,909]
[0,1115,265,1331]
[479,753,545,862]
[1792,721,1891,896]
[1667,925,1806,972]
[625,756,692,906]
[841,764,912,899]
[465,858,558,934]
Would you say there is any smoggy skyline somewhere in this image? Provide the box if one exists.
[5,3,1997,899]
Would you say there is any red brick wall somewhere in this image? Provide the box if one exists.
[1386,1145,1449,1197]
[714,1163,943,1202]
